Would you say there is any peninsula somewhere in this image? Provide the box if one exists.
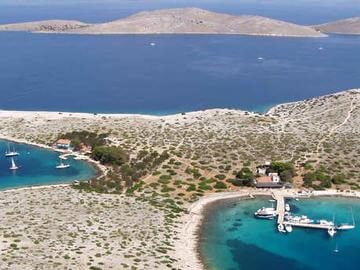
[1,88,360,269]
[313,17,360,35]
[0,7,326,37]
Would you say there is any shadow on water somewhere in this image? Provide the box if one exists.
[227,239,314,270]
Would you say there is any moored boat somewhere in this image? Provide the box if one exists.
[9,157,18,170]
[254,207,277,219]
[5,144,19,157]
[56,161,70,169]
[285,224,293,232]
[328,227,336,237]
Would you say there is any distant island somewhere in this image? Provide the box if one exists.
[312,17,360,35]
[0,7,326,37]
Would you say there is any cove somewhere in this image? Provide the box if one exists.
[0,140,97,190]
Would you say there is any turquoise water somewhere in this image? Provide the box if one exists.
[201,197,360,270]
[0,140,97,189]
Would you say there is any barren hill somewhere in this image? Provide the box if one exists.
[0,8,326,37]
[313,17,360,35]
[0,20,89,32]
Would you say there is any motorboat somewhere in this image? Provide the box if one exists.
[254,207,277,219]
[285,224,293,233]
[278,223,286,233]
[285,204,290,212]
[328,227,336,237]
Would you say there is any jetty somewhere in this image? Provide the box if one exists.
[272,192,338,232]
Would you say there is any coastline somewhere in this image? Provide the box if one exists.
[0,135,106,189]
[183,188,360,270]
[29,30,327,38]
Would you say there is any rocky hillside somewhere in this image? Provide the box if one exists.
[0,20,89,32]
[0,8,326,37]
[313,17,360,35]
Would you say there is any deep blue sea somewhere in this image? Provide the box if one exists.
[0,32,359,114]
[201,197,360,270]
[0,140,96,189]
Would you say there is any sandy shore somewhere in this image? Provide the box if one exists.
[180,188,360,270]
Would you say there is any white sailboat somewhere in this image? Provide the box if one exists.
[9,157,18,170]
[337,208,356,230]
[56,160,70,169]
[5,144,19,157]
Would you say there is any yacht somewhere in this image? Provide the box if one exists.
[285,224,293,233]
[56,161,70,169]
[254,207,277,219]
[287,215,313,224]
[285,204,290,212]
[9,157,18,170]
[328,227,336,237]
[319,219,334,226]
[5,144,19,157]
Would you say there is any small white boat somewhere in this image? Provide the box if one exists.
[328,227,336,237]
[257,57,264,62]
[5,144,19,157]
[337,224,355,230]
[56,161,70,169]
[319,219,335,226]
[278,223,286,233]
[9,157,18,170]
[334,243,339,253]
[150,42,156,46]
[285,224,293,233]
[337,207,356,230]
[254,207,277,219]
[285,204,290,212]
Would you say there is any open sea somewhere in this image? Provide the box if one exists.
[201,197,360,270]
[0,33,359,114]
[0,0,360,114]
[0,140,97,189]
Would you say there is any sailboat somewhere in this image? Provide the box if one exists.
[337,207,356,230]
[9,157,18,170]
[5,144,19,157]
[56,160,70,169]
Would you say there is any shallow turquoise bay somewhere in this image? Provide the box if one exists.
[0,140,97,189]
[201,196,360,270]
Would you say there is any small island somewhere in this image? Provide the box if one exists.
[0,7,327,37]
[313,17,360,35]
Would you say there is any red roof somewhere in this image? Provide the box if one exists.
[256,176,272,183]
[57,139,71,145]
